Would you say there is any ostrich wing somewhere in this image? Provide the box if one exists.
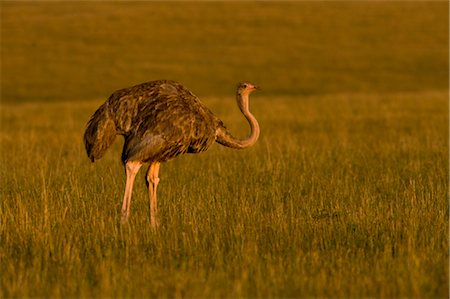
[119,81,220,163]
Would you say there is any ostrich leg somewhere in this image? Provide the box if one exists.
[121,161,142,223]
[146,162,161,228]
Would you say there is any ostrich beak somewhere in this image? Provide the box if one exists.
[252,85,260,91]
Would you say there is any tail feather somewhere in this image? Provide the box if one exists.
[83,103,117,162]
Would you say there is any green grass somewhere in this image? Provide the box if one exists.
[0,91,448,297]
[1,1,449,298]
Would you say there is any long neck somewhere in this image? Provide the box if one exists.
[216,92,260,149]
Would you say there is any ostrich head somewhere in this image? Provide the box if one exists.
[237,82,259,95]
[236,82,259,113]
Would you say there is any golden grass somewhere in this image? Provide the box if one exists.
[1,1,448,101]
[0,91,448,298]
[1,1,448,297]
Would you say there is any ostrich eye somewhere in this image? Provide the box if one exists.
[243,84,247,88]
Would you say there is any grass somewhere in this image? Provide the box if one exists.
[1,1,448,101]
[0,91,448,298]
[0,1,449,298]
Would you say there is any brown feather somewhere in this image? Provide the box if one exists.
[83,80,221,164]
[83,102,117,162]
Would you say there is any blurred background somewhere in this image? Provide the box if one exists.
[1,1,448,102]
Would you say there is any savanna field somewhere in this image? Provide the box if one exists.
[0,2,448,298]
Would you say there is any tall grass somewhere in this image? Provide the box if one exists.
[1,1,448,297]
[1,91,447,297]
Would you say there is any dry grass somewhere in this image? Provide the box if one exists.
[1,1,448,101]
[1,92,448,298]
[1,1,448,298]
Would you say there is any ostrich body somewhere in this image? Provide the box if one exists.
[83,80,260,226]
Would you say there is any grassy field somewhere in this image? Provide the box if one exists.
[1,1,448,101]
[1,92,448,297]
[1,1,449,298]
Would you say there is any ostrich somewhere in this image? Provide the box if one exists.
[83,80,260,227]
